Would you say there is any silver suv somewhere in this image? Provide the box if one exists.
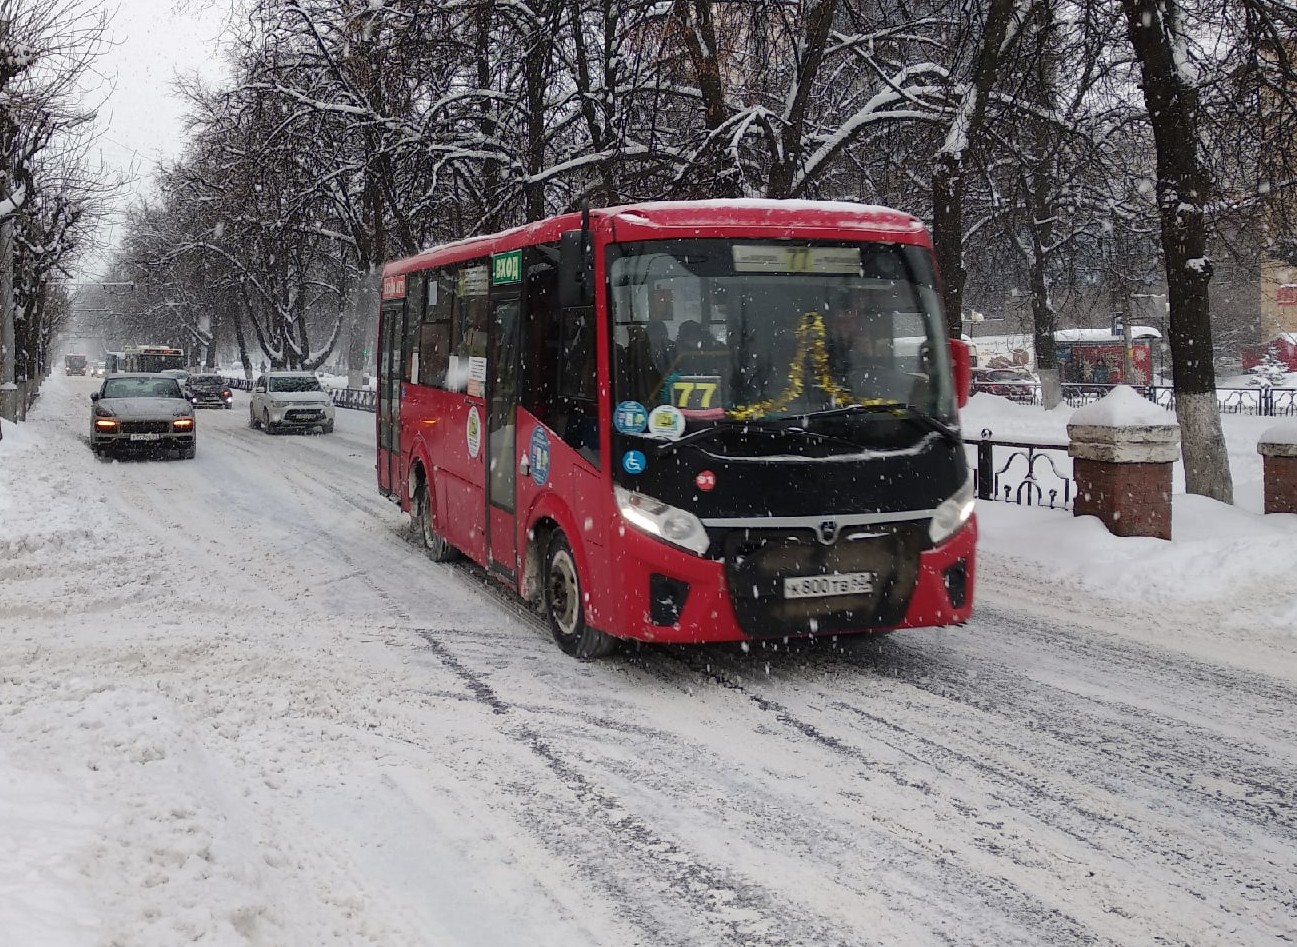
[249,372,336,434]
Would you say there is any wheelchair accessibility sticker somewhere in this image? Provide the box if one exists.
[622,450,647,475]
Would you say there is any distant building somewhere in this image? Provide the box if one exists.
[1260,260,1297,343]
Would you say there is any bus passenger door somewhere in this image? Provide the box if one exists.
[486,292,521,578]
[377,298,406,497]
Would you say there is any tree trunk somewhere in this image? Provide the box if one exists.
[1122,0,1232,502]
[932,156,964,340]
[932,0,1021,340]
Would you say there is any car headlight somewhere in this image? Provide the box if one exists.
[93,418,119,431]
[929,474,975,544]
[93,405,115,418]
[615,486,710,556]
[172,417,195,430]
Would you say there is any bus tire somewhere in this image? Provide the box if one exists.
[414,480,456,562]
[544,532,617,660]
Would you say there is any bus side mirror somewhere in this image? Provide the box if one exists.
[558,229,593,308]
[949,338,971,408]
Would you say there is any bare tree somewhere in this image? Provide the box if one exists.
[1,0,111,418]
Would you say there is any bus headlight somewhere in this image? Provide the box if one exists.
[929,475,975,544]
[615,486,710,556]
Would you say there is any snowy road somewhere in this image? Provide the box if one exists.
[2,374,1295,947]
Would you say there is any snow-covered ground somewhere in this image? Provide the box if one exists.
[2,375,1296,946]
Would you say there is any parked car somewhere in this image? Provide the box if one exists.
[90,373,196,459]
[249,371,336,434]
[91,361,107,377]
[184,373,234,409]
[971,368,1037,404]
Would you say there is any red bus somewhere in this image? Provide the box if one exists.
[377,200,976,658]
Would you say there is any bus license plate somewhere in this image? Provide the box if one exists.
[783,572,875,599]
[129,433,161,442]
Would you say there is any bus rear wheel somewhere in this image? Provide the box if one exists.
[544,533,617,660]
[414,480,456,562]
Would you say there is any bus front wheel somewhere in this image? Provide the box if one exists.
[544,533,617,660]
[414,480,456,562]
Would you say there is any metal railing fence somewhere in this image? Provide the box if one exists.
[976,382,1297,416]
[215,375,377,412]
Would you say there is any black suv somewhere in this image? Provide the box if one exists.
[184,374,234,409]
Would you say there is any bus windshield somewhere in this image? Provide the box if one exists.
[607,239,955,426]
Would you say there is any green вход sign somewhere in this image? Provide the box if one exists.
[492,249,522,285]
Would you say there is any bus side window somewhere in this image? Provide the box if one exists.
[452,261,490,394]
[419,270,453,388]
[522,247,559,422]
[555,306,599,466]
[403,272,423,383]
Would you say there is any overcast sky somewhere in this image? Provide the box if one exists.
[80,0,230,275]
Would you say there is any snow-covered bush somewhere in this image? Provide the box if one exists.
[1248,349,1290,388]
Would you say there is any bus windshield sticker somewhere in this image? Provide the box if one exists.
[695,470,717,491]
[622,450,647,475]
[731,245,861,274]
[647,405,685,439]
[528,427,551,486]
[492,250,522,285]
[459,265,489,297]
[614,401,648,434]
[467,356,488,397]
[466,406,482,458]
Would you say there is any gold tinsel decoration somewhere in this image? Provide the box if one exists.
[727,311,895,421]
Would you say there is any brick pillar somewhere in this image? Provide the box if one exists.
[1258,423,1297,514]
[1067,420,1180,540]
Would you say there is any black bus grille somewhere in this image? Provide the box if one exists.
[721,523,925,638]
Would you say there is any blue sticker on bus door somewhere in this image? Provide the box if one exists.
[622,450,647,475]
[529,426,551,486]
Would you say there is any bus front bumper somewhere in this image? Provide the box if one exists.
[608,517,976,645]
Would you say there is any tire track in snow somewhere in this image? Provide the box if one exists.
[413,630,859,947]
[625,623,1297,942]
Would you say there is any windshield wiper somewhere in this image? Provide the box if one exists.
[784,403,962,444]
[654,420,868,456]
[653,421,777,456]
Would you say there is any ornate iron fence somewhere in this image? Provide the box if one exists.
[966,430,1074,511]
